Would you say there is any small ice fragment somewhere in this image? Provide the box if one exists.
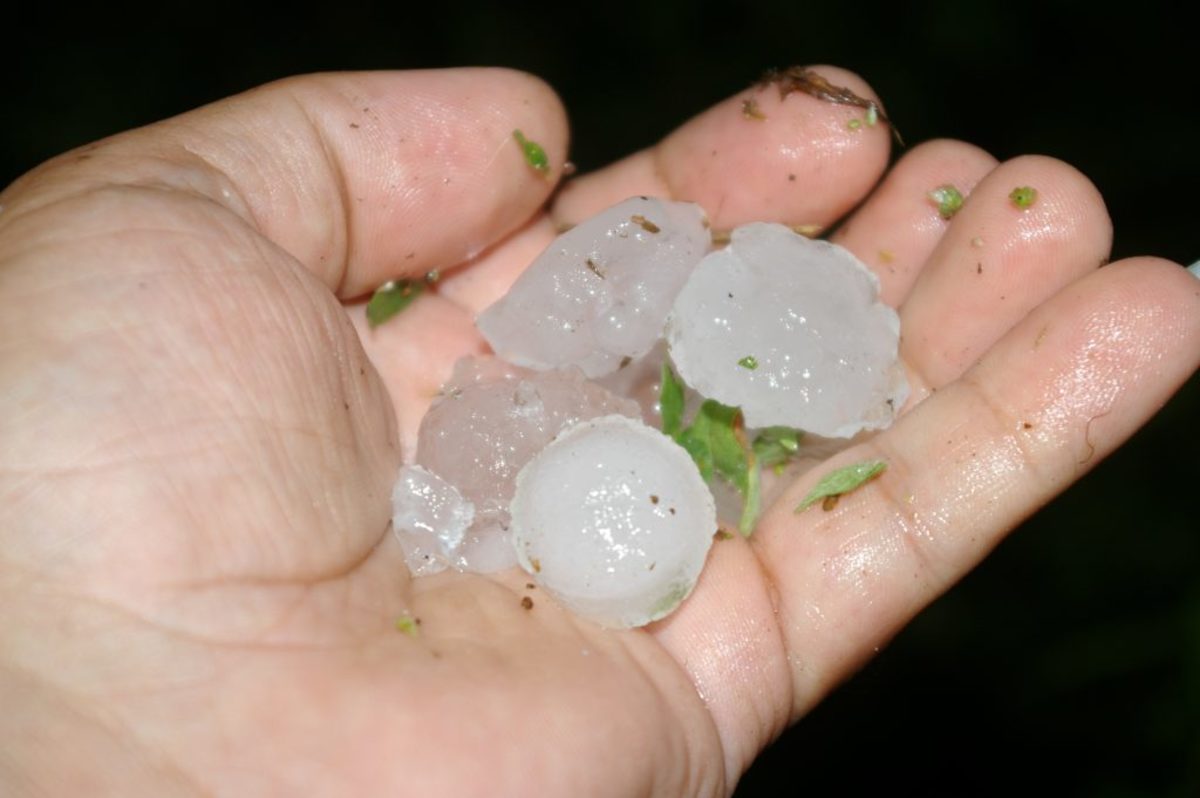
[665,223,907,437]
[391,465,475,576]
[416,358,640,572]
[477,197,710,378]
[510,415,716,628]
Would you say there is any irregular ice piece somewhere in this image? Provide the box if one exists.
[510,415,717,628]
[666,223,908,437]
[416,358,640,572]
[477,197,710,378]
[391,465,475,576]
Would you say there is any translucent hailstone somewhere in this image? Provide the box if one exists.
[391,465,475,576]
[477,197,710,378]
[665,223,908,437]
[415,358,640,572]
[510,415,717,629]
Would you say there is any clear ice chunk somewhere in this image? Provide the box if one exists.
[415,358,640,572]
[665,223,908,437]
[510,415,717,629]
[477,197,710,378]
[391,465,475,577]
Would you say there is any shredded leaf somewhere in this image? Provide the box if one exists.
[847,118,863,131]
[929,185,964,219]
[367,280,422,328]
[660,365,763,535]
[512,129,550,174]
[737,355,758,370]
[796,459,887,512]
[741,98,767,120]
[865,104,879,126]
[394,614,420,637]
[1009,186,1038,209]
[677,400,742,484]
[752,426,804,470]
[659,361,686,438]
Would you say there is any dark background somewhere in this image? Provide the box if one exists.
[5,3,1197,795]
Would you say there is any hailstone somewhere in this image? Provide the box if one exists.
[415,357,639,572]
[391,465,475,576]
[510,415,717,628]
[476,197,710,378]
[665,223,908,437]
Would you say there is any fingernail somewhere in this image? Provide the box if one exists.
[1188,260,1200,279]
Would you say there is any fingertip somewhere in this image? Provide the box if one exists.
[833,137,998,306]
[656,65,891,229]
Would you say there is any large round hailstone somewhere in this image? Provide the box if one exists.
[477,197,710,378]
[665,223,908,438]
[510,415,716,628]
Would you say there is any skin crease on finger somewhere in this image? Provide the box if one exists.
[1,64,1199,797]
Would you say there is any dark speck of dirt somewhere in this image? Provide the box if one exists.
[521,596,534,610]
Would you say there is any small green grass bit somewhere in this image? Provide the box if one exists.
[737,452,761,536]
[659,362,686,438]
[752,426,804,470]
[795,459,887,512]
[1009,186,1038,209]
[865,103,879,126]
[367,279,422,328]
[394,614,421,637]
[512,129,550,175]
[928,185,964,220]
[737,355,758,370]
[847,118,863,131]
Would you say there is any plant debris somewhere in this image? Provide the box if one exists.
[742,98,767,120]
[661,364,763,535]
[513,129,550,175]
[367,280,422,328]
[761,66,902,145]
[796,459,887,512]
[395,614,421,637]
[1009,186,1038,209]
[928,185,965,219]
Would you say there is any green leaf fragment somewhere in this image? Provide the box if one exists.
[752,426,804,469]
[658,365,772,535]
[512,129,550,174]
[847,118,863,130]
[677,400,743,484]
[737,355,758,370]
[367,280,422,328]
[928,185,964,219]
[796,459,887,512]
[737,452,761,536]
[865,103,879,126]
[659,362,686,438]
[394,614,420,637]
[1009,186,1038,209]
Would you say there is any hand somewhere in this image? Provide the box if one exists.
[1,67,1196,795]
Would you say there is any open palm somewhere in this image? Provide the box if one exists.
[1,67,1196,796]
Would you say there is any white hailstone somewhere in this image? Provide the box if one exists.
[416,358,640,572]
[665,223,908,438]
[391,465,475,576]
[510,415,717,629]
[477,197,710,378]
